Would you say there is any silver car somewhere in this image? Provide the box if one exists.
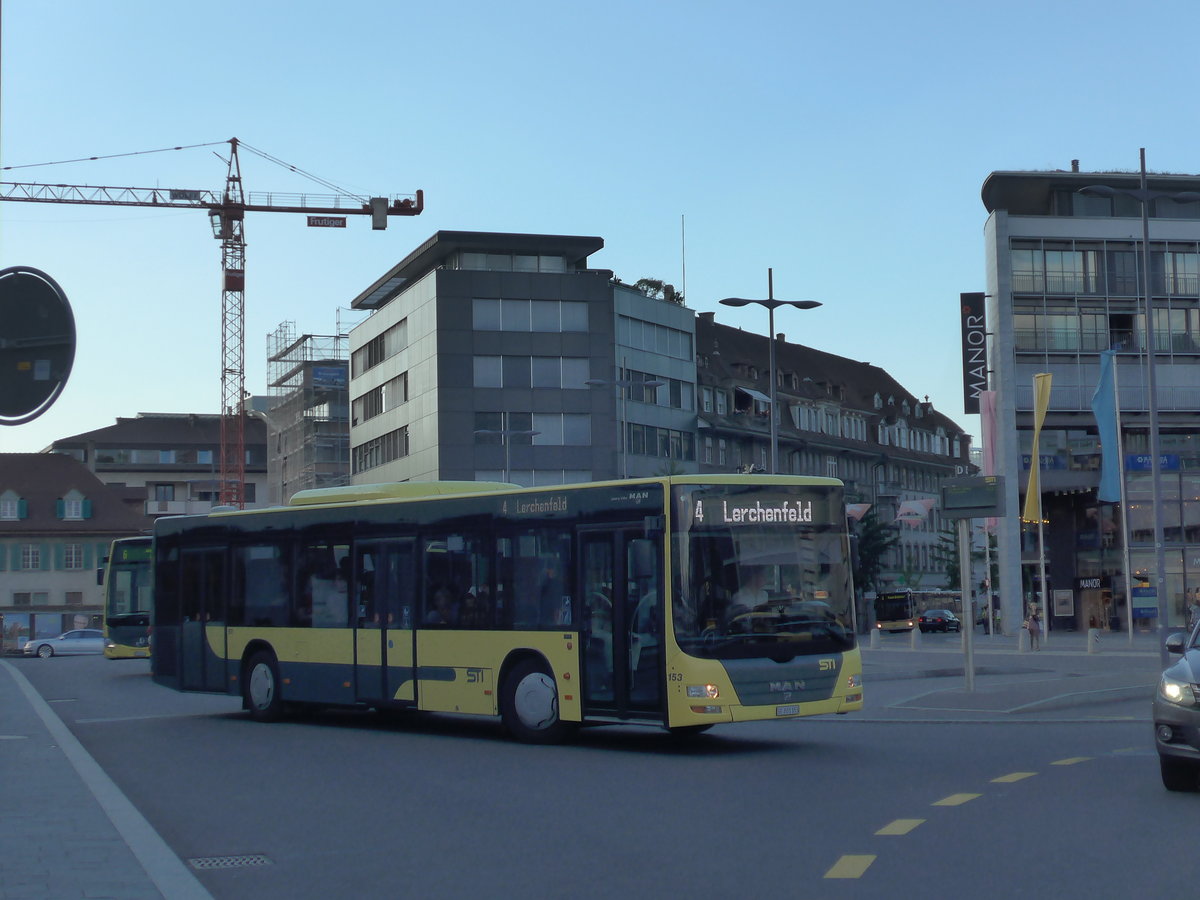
[1153,625,1200,791]
[23,629,105,659]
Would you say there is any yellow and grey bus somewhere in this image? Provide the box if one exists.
[151,476,862,741]
[102,536,153,659]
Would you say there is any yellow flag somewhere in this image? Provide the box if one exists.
[1022,373,1053,523]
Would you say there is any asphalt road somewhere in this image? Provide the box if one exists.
[13,651,1192,899]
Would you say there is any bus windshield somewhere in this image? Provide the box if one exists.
[672,482,855,659]
[107,540,153,626]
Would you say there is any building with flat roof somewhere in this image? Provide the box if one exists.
[983,162,1200,634]
[347,231,696,484]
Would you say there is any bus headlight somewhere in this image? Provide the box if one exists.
[687,684,720,699]
[846,674,862,689]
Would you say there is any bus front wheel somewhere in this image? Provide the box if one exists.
[500,657,575,744]
[244,652,284,722]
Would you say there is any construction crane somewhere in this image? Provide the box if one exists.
[0,137,423,507]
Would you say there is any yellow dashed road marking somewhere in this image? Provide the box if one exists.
[1051,757,1092,766]
[933,793,981,806]
[992,772,1036,783]
[875,818,924,835]
[825,855,875,879]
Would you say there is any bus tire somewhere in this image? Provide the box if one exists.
[500,657,575,744]
[244,651,284,722]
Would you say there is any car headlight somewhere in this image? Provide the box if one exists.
[1159,675,1199,707]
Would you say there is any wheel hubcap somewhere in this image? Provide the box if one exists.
[513,672,558,730]
[249,663,275,710]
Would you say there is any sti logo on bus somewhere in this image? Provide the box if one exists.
[692,499,813,524]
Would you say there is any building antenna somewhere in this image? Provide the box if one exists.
[680,214,687,300]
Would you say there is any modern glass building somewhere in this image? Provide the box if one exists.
[983,163,1200,634]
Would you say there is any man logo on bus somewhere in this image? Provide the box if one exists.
[770,680,806,693]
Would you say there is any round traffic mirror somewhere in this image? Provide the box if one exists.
[0,266,76,425]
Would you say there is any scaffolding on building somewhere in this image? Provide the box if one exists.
[265,321,351,505]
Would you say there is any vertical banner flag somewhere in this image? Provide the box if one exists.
[979,389,998,530]
[960,292,987,414]
[1090,350,1121,502]
[1022,373,1052,523]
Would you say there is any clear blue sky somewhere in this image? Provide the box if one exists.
[3,0,1198,454]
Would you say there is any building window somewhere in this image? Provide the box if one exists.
[0,498,20,520]
[475,356,590,389]
[353,427,409,474]
[617,316,693,361]
[63,544,84,570]
[473,299,587,333]
[21,545,41,570]
[352,319,408,376]
[66,591,84,606]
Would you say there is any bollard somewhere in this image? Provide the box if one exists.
[909,625,922,649]
[1017,627,1029,653]
[869,628,881,649]
[1087,628,1102,654]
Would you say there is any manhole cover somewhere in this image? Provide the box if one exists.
[188,854,273,870]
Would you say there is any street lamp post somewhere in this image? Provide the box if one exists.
[473,428,539,483]
[720,269,822,474]
[586,358,664,479]
[1079,150,1200,664]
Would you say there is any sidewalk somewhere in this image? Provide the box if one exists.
[0,659,210,900]
[859,627,1167,720]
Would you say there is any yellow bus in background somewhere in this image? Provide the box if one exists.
[151,476,862,742]
[102,536,153,659]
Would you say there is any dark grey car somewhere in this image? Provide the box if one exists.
[1153,625,1200,791]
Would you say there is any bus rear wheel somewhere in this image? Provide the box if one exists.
[244,651,284,722]
[500,657,575,744]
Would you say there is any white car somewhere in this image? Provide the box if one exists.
[23,629,105,658]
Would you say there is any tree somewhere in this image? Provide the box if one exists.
[634,278,685,305]
[852,509,898,595]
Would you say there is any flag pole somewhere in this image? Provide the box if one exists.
[1112,355,1134,644]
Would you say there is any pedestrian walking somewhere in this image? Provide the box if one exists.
[1024,610,1041,650]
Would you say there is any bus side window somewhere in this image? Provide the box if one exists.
[238,545,289,627]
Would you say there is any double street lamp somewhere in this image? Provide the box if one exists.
[473,428,539,484]
[720,269,822,474]
[1079,149,1200,664]
[586,360,664,479]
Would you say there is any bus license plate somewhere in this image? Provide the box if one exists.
[776,704,800,717]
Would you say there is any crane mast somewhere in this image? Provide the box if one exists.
[216,139,247,506]
[0,138,423,507]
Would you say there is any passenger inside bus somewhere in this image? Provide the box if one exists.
[424,587,458,626]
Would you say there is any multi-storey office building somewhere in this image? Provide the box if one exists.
[347,231,696,484]
[695,312,972,591]
[983,164,1200,633]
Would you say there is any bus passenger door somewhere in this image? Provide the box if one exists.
[355,539,416,704]
[179,547,227,693]
[579,528,662,718]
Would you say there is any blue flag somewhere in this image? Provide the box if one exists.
[1090,350,1121,502]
